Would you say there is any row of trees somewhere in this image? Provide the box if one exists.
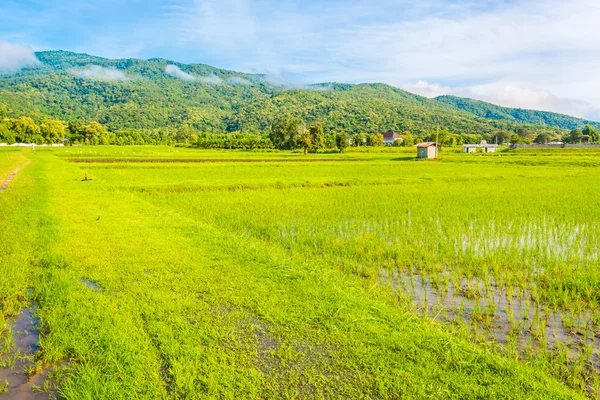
[0,116,180,145]
[2,113,599,150]
[268,117,390,153]
[0,116,67,145]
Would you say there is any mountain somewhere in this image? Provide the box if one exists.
[0,50,591,137]
[435,95,600,131]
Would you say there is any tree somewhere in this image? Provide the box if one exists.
[567,129,583,144]
[270,116,306,150]
[336,132,349,152]
[582,124,600,143]
[309,123,325,152]
[297,129,311,155]
[324,132,337,149]
[83,122,111,145]
[68,120,84,139]
[517,127,533,139]
[40,120,66,143]
[31,134,45,145]
[0,103,8,119]
[351,133,365,147]
[370,133,384,146]
[13,117,40,143]
[401,134,414,147]
[534,133,550,144]
[429,128,450,146]
[0,122,15,144]
[175,125,196,143]
[494,130,510,144]
[510,134,523,144]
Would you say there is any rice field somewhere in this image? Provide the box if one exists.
[1,145,599,399]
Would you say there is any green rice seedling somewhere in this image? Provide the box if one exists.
[0,379,8,394]
[2,147,599,398]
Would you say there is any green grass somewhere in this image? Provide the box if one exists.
[0,148,27,183]
[1,146,599,399]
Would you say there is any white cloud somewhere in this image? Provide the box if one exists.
[165,64,223,84]
[161,0,600,119]
[405,81,600,120]
[165,64,197,81]
[0,41,40,72]
[227,76,252,85]
[70,65,130,81]
[199,74,223,84]
[6,0,600,119]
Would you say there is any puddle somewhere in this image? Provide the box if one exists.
[79,279,102,291]
[0,308,57,399]
[378,267,600,376]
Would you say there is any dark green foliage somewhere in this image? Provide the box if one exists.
[566,129,584,144]
[0,51,592,142]
[582,124,600,143]
[309,123,325,152]
[436,95,600,131]
[534,133,550,144]
[270,116,306,150]
[336,132,349,152]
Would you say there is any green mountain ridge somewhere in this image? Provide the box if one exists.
[435,95,599,131]
[0,50,595,137]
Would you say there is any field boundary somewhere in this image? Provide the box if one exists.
[67,158,371,163]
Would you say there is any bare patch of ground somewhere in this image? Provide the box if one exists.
[0,160,29,192]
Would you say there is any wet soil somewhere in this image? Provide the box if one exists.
[0,308,53,399]
[378,267,600,375]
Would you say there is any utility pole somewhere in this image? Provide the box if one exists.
[435,121,439,159]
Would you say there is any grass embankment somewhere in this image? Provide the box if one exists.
[0,146,595,398]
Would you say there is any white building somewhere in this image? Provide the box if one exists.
[463,140,499,153]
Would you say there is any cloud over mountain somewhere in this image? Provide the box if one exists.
[405,81,600,121]
[0,41,40,72]
[165,64,223,84]
[70,65,130,81]
[165,64,196,81]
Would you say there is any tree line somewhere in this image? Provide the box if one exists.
[2,112,599,150]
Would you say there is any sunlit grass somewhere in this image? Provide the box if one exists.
[2,146,599,398]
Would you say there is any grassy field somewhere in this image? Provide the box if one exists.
[1,146,599,399]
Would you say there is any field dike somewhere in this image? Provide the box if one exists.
[67,158,369,164]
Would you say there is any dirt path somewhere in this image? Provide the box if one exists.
[0,159,30,192]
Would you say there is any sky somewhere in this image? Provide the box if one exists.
[1,0,600,120]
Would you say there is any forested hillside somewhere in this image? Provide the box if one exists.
[436,95,600,131]
[0,50,594,141]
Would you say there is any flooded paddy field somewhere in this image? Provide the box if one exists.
[1,146,599,398]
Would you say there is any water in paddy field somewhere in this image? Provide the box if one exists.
[79,279,102,291]
[0,308,51,400]
[378,267,600,380]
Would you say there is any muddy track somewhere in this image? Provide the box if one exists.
[0,159,30,192]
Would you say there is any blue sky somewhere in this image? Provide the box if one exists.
[2,0,600,119]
